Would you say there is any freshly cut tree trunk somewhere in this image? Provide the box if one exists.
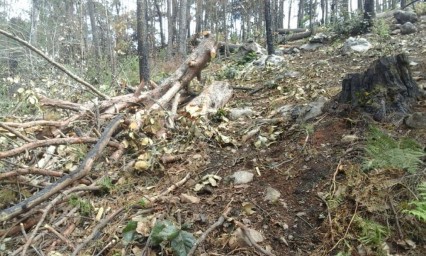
[185,81,233,117]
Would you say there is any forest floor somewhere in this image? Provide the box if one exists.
[1,14,426,256]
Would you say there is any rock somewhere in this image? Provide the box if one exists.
[405,112,426,129]
[400,22,417,35]
[231,171,254,184]
[309,33,330,43]
[394,10,418,24]
[283,70,301,78]
[341,134,359,143]
[264,186,281,203]
[342,37,372,55]
[300,43,323,51]
[239,40,267,55]
[228,107,254,120]
[296,96,327,122]
[390,29,400,35]
[253,54,285,67]
[230,228,264,248]
[277,97,327,122]
[180,193,201,204]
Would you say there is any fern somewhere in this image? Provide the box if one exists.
[404,182,426,223]
[363,126,425,173]
[356,216,389,247]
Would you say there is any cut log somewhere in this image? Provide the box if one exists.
[338,54,420,121]
[278,31,312,44]
[276,28,308,34]
[217,42,241,54]
[185,81,233,117]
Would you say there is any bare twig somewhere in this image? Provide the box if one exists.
[11,207,79,255]
[188,206,232,256]
[44,224,75,250]
[20,185,101,255]
[234,220,276,256]
[0,136,121,159]
[0,115,123,222]
[0,122,33,142]
[328,202,359,253]
[0,168,63,180]
[388,196,403,239]
[72,207,125,256]
[0,28,109,99]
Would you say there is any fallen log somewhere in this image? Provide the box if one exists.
[278,30,312,44]
[276,28,308,34]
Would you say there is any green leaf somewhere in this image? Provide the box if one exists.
[150,220,180,245]
[171,230,196,256]
[122,221,138,244]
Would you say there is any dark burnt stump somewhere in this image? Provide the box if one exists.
[339,54,420,121]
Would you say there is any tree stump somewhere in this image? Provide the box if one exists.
[339,54,420,121]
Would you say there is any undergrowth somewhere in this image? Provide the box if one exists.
[362,126,425,173]
[404,182,426,223]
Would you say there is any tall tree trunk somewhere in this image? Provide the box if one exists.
[154,0,165,48]
[309,0,313,30]
[167,0,175,57]
[223,0,229,57]
[178,0,188,57]
[278,0,284,28]
[297,0,305,28]
[264,0,274,55]
[288,0,293,28]
[358,0,364,12]
[30,0,40,45]
[87,0,100,59]
[137,0,150,87]
[342,0,349,21]
[195,0,202,34]
[364,0,375,25]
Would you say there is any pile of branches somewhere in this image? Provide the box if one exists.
[0,31,233,255]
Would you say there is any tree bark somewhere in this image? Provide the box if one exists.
[297,0,305,28]
[264,0,274,55]
[178,0,188,57]
[154,0,165,48]
[339,54,419,121]
[87,0,100,59]
[137,0,150,93]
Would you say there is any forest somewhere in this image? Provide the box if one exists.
[1,0,426,255]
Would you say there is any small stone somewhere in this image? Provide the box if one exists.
[296,212,306,217]
[229,107,254,120]
[341,134,359,143]
[180,193,201,204]
[231,171,254,184]
[400,22,417,35]
[405,112,426,129]
[264,186,281,203]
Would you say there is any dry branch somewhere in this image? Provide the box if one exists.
[188,206,232,256]
[0,168,63,179]
[0,28,109,99]
[0,115,123,222]
[71,206,125,256]
[0,136,120,159]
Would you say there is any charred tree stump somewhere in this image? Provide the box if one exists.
[339,54,420,121]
